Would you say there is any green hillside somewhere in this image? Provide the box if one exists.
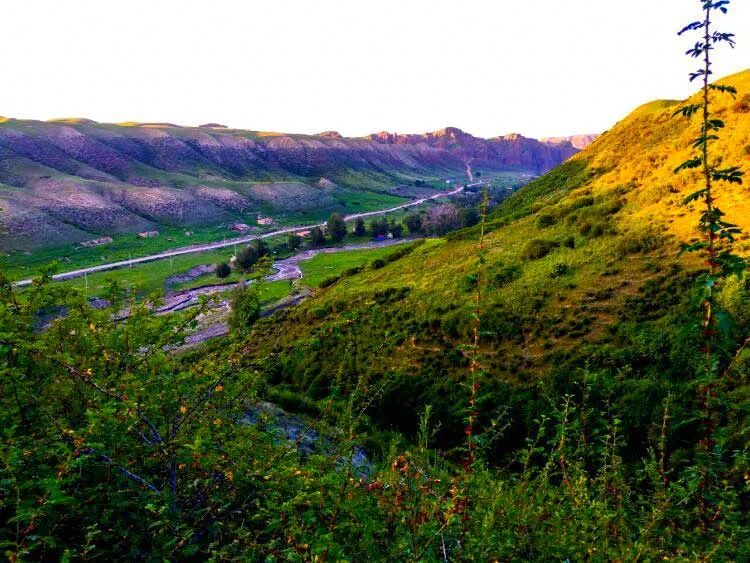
[240,70,750,445]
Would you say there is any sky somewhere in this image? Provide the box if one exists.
[3,0,749,139]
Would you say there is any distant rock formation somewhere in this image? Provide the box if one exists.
[0,118,591,250]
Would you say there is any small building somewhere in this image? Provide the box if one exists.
[137,230,159,239]
[295,230,311,237]
[78,236,113,248]
[229,223,251,233]
[257,216,274,226]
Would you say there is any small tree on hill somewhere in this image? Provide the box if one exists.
[215,262,231,279]
[327,213,347,243]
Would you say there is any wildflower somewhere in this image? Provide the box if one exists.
[213,418,222,426]
[180,405,188,414]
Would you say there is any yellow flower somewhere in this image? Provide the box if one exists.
[215,384,224,393]
[213,418,222,426]
[179,406,188,414]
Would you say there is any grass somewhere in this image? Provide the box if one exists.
[299,245,409,288]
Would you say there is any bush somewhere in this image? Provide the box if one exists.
[371,258,386,269]
[550,262,570,278]
[521,239,560,261]
[488,264,522,287]
[563,236,575,249]
[215,262,231,279]
[535,214,557,228]
[617,228,664,254]
[318,275,340,288]
[341,266,363,278]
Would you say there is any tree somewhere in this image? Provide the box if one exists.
[389,220,404,238]
[424,204,459,235]
[310,226,326,247]
[236,244,260,272]
[229,282,260,335]
[404,213,423,235]
[287,233,301,252]
[327,213,347,243]
[369,218,388,237]
[354,217,366,237]
[458,207,480,228]
[215,262,231,279]
[251,238,270,257]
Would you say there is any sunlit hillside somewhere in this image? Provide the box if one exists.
[240,71,750,443]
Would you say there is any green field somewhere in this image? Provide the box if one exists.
[298,246,408,288]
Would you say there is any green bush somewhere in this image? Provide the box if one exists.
[318,275,340,288]
[535,213,557,228]
[521,239,560,261]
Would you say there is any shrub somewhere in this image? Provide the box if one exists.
[215,262,231,279]
[371,258,386,269]
[521,239,560,261]
[318,275,340,288]
[617,228,664,255]
[733,93,750,113]
[341,266,363,278]
[562,236,576,249]
[535,213,557,228]
[488,264,522,287]
[550,262,570,278]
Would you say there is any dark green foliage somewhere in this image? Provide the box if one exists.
[236,244,260,272]
[318,275,340,288]
[215,261,231,279]
[458,207,480,228]
[404,213,423,234]
[550,262,570,278]
[229,282,260,334]
[369,217,388,237]
[327,213,347,243]
[487,263,522,287]
[371,258,386,269]
[310,226,326,247]
[535,213,557,228]
[354,217,366,237]
[287,233,302,251]
[521,239,560,261]
[236,239,269,272]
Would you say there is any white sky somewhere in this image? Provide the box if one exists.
[2,0,749,139]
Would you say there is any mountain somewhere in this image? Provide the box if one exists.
[540,133,599,149]
[0,120,587,250]
[369,126,597,174]
[239,70,750,445]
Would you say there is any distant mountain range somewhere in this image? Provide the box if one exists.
[0,118,595,250]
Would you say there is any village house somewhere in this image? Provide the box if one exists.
[229,223,251,233]
[257,216,274,226]
[137,230,159,239]
[295,230,311,237]
[78,236,113,248]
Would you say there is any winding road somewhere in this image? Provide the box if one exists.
[13,182,482,288]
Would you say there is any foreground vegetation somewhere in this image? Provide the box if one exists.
[1,4,749,560]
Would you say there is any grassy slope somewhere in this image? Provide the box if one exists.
[237,71,750,439]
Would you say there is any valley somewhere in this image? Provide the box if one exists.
[2,0,749,553]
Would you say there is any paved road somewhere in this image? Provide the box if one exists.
[14,182,483,287]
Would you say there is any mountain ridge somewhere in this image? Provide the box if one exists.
[0,119,591,250]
